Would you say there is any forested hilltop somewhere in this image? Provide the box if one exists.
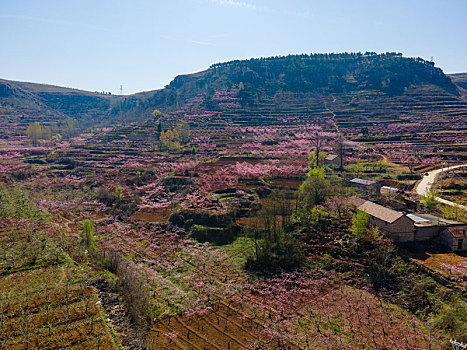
[0,52,462,133]
[205,52,454,95]
[108,52,459,121]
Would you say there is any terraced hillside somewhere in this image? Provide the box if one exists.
[2,53,466,136]
[2,63,467,350]
[0,79,119,137]
[0,276,116,350]
[0,209,119,350]
[450,73,467,92]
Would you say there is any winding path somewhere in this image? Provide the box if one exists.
[415,164,467,210]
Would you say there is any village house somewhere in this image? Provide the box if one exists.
[350,178,381,196]
[325,154,341,168]
[406,214,465,242]
[355,199,414,241]
[351,198,467,250]
[440,226,467,251]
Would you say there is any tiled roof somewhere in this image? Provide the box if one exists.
[357,201,404,223]
[442,226,467,238]
[349,196,367,207]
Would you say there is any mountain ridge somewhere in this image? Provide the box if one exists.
[0,52,465,133]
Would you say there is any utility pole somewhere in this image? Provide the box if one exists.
[120,85,123,96]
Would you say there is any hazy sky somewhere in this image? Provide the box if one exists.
[1,0,466,94]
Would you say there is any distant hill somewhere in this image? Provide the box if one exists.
[0,52,464,135]
[113,52,460,118]
[0,79,120,134]
[184,52,456,94]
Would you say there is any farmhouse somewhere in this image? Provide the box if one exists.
[351,198,467,248]
[406,214,465,242]
[440,226,467,251]
[356,200,414,241]
[350,178,381,196]
[325,154,341,168]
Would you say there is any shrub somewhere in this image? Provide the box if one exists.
[169,208,234,229]
[422,191,439,213]
[95,186,139,217]
[431,295,467,342]
[96,187,117,206]
[246,231,305,273]
[350,209,369,238]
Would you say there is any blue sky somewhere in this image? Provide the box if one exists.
[1,0,466,94]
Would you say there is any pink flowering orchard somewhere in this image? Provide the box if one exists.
[1,51,466,350]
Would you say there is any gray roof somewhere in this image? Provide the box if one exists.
[357,200,404,223]
[406,214,430,223]
[407,213,465,227]
[350,178,377,186]
[382,186,399,192]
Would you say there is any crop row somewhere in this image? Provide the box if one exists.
[1,297,99,338]
[0,285,94,318]
[1,313,111,350]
